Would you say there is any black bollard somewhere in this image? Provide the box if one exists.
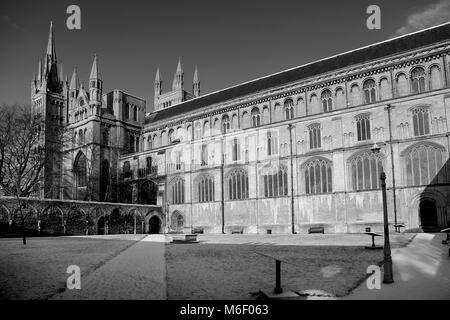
[274,260,283,294]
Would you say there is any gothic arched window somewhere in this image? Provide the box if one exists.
[222,115,230,134]
[168,129,175,144]
[170,177,185,204]
[303,157,332,194]
[262,164,288,198]
[197,175,215,202]
[403,143,446,186]
[284,99,294,120]
[231,138,240,161]
[147,136,152,150]
[133,105,138,121]
[122,161,131,179]
[203,121,210,137]
[201,144,208,166]
[349,151,384,191]
[321,90,332,112]
[227,168,248,200]
[355,113,371,141]
[102,128,109,146]
[194,122,202,140]
[74,152,88,187]
[411,106,430,136]
[267,131,278,156]
[251,107,260,127]
[411,67,426,94]
[363,79,377,103]
[308,123,321,149]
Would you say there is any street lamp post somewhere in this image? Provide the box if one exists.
[371,142,394,284]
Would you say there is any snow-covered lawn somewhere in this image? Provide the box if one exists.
[0,235,144,300]
[165,234,414,299]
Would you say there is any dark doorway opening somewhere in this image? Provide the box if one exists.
[419,200,438,231]
[98,216,105,235]
[148,216,161,234]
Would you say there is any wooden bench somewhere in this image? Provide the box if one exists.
[394,223,405,233]
[308,226,324,234]
[170,234,198,244]
[365,232,383,250]
[230,226,244,234]
[441,228,450,246]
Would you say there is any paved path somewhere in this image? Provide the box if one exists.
[53,235,166,300]
[343,233,450,300]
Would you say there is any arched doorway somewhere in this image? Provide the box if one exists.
[419,200,438,231]
[97,216,106,235]
[148,216,161,234]
[171,211,184,232]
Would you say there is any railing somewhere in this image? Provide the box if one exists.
[137,166,158,178]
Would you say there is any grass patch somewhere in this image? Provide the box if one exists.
[0,236,142,300]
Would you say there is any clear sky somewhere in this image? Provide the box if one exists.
[0,0,449,112]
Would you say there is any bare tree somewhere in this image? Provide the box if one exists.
[0,105,45,244]
[0,105,69,244]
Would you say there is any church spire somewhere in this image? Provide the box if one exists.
[44,21,60,92]
[69,68,79,90]
[37,59,43,83]
[172,57,184,90]
[193,65,200,97]
[59,62,64,81]
[89,54,101,80]
[154,66,162,97]
[46,21,57,64]
[155,66,161,82]
[89,55,102,107]
[176,57,183,73]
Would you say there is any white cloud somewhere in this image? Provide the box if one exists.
[393,0,450,36]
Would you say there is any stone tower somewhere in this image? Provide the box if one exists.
[30,21,67,199]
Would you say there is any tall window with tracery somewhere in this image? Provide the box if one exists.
[201,144,208,166]
[227,168,248,200]
[168,129,175,144]
[321,90,332,112]
[194,122,202,140]
[267,131,278,156]
[174,150,182,171]
[355,114,371,141]
[284,99,294,120]
[363,79,376,103]
[303,158,332,194]
[349,151,384,191]
[197,175,215,202]
[411,67,426,94]
[251,108,260,127]
[411,106,430,136]
[308,123,321,149]
[75,152,88,187]
[222,115,230,134]
[231,138,240,161]
[171,178,185,204]
[404,143,445,186]
[262,165,288,198]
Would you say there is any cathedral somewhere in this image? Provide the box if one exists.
[31,21,450,234]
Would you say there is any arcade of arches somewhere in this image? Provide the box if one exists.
[0,197,164,236]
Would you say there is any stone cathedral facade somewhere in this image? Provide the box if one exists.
[31,22,450,234]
